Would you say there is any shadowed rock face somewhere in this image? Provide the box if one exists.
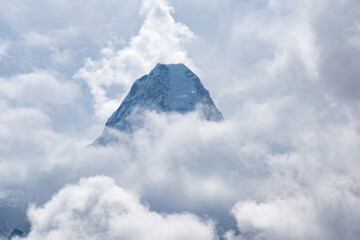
[0,202,30,239]
[95,63,223,145]
[8,228,24,239]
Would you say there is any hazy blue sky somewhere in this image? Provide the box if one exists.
[0,0,360,239]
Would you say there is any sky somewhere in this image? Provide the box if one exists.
[0,0,360,239]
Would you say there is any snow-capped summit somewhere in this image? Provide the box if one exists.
[95,63,223,144]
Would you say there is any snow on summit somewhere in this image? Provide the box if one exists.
[95,63,223,145]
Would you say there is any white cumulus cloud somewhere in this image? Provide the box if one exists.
[75,0,196,121]
[22,176,216,240]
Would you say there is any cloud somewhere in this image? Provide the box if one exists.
[75,0,196,120]
[227,197,319,240]
[169,0,360,121]
[0,0,140,79]
[21,31,73,64]
[22,176,216,240]
[227,191,360,240]
[0,41,8,60]
[0,70,80,107]
[23,32,54,47]
[0,70,83,188]
[1,103,357,237]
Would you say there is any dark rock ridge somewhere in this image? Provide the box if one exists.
[8,228,24,239]
[95,63,223,145]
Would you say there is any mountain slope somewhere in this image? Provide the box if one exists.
[95,63,223,145]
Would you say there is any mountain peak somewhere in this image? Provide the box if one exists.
[95,63,223,144]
